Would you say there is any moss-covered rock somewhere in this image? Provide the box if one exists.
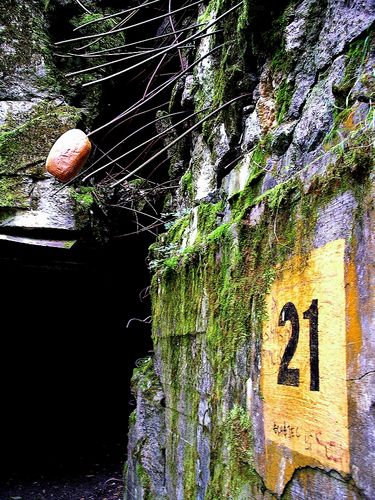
[0,101,82,178]
[126,1,375,498]
[0,0,63,99]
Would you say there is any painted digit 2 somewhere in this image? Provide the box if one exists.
[277,300,319,391]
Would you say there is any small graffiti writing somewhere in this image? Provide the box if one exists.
[273,423,347,466]
[272,422,301,439]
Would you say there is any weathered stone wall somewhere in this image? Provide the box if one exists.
[0,0,107,244]
[126,0,374,498]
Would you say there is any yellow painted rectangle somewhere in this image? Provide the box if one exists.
[261,239,349,474]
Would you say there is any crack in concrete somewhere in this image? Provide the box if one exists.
[347,370,375,382]
[280,465,364,499]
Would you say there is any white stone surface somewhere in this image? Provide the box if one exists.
[1,177,76,231]
[191,136,216,201]
[241,110,262,151]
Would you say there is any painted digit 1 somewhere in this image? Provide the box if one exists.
[303,299,319,391]
[277,300,319,391]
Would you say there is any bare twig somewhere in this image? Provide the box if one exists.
[55,0,204,45]
[88,109,188,173]
[65,43,177,77]
[74,0,92,14]
[69,23,205,57]
[83,107,209,182]
[168,0,186,70]
[143,52,168,98]
[87,41,225,136]
[80,1,242,87]
[73,0,161,31]
[126,316,152,328]
[111,93,249,187]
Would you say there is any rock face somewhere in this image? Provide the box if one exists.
[126,0,375,498]
[0,0,105,244]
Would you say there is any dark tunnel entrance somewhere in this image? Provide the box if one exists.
[0,234,153,493]
[0,0,194,495]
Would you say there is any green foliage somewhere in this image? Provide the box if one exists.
[339,35,372,100]
[70,12,126,53]
[207,404,260,498]
[275,80,294,123]
[70,186,95,207]
[0,177,29,209]
[131,357,160,394]
[181,170,194,199]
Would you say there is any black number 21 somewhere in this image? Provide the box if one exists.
[277,300,319,391]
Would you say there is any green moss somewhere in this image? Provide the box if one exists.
[207,404,260,498]
[196,201,224,240]
[229,138,272,220]
[0,1,62,94]
[70,186,96,231]
[181,170,193,199]
[70,186,94,207]
[131,357,160,394]
[254,177,301,210]
[136,462,151,496]
[128,410,137,428]
[0,101,82,177]
[275,80,294,123]
[0,177,30,209]
[338,34,372,100]
[207,222,231,242]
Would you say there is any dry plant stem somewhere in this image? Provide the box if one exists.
[71,23,205,57]
[126,316,152,328]
[89,110,187,171]
[115,220,165,237]
[97,100,170,145]
[87,41,224,137]
[111,93,249,187]
[144,154,171,180]
[65,48,179,59]
[119,139,157,175]
[73,0,161,31]
[76,10,139,52]
[74,0,92,14]
[168,0,185,70]
[65,43,177,77]
[81,2,243,87]
[82,107,209,182]
[222,153,245,172]
[115,205,164,223]
[55,0,204,45]
[143,52,168,98]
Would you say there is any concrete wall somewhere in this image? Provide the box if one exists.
[126,0,374,498]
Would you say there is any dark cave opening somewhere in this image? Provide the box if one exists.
[0,233,153,486]
[0,0,200,491]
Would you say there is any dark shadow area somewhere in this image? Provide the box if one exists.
[0,234,153,486]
